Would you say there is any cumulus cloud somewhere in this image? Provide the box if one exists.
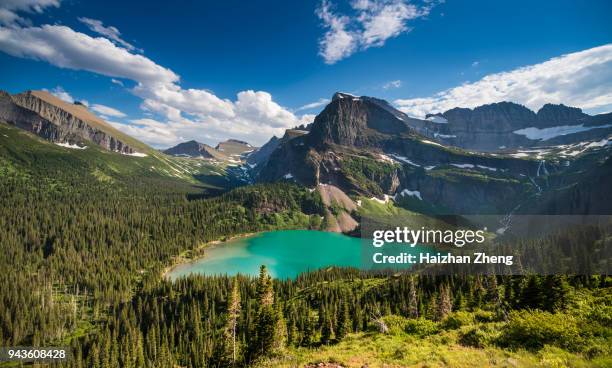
[382,79,402,89]
[317,0,435,64]
[0,0,59,26]
[394,44,612,117]
[296,98,331,111]
[49,86,73,103]
[78,17,140,52]
[91,103,126,118]
[0,7,306,147]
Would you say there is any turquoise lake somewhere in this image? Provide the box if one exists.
[166,230,426,280]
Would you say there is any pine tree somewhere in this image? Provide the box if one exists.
[224,278,242,365]
[336,301,350,340]
[485,275,500,307]
[436,286,452,321]
[408,276,419,318]
[253,265,278,359]
[542,275,569,312]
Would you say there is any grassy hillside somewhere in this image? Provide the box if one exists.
[0,123,239,193]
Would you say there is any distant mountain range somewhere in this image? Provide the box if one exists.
[1,88,610,225]
[163,139,256,163]
[254,92,612,219]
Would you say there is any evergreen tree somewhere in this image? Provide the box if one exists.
[408,276,419,318]
[436,286,452,321]
[336,301,350,340]
[224,278,242,365]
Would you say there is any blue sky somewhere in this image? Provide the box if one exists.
[0,0,611,147]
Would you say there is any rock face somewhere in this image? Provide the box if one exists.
[421,102,612,151]
[164,140,227,160]
[215,139,255,156]
[246,135,280,166]
[0,90,145,154]
[308,92,410,147]
[258,92,544,215]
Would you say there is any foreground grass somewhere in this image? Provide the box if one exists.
[257,331,609,368]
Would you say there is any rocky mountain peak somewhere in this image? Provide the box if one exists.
[331,92,360,101]
[536,103,587,124]
[308,92,409,147]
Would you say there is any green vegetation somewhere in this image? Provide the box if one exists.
[0,124,610,367]
[339,154,399,196]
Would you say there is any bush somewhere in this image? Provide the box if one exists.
[459,325,500,348]
[381,315,409,335]
[474,309,496,323]
[442,311,474,330]
[499,310,584,352]
[405,318,439,337]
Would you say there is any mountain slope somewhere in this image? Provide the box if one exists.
[420,102,612,151]
[164,140,229,161]
[257,93,611,216]
[4,90,150,154]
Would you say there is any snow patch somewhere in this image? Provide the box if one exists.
[426,115,448,124]
[476,165,498,172]
[56,142,87,150]
[123,152,148,157]
[513,124,612,141]
[451,163,475,169]
[433,133,456,139]
[370,194,393,204]
[388,153,420,167]
[395,189,422,201]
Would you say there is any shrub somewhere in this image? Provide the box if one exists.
[381,315,409,335]
[442,311,474,330]
[499,310,584,352]
[405,318,439,337]
[474,309,496,323]
[459,325,500,348]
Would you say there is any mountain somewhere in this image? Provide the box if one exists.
[0,90,150,155]
[0,90,243,190]
[256,92,612,218]
[420,102,612,151]
[164,140,229,161]
[215,139,255,156]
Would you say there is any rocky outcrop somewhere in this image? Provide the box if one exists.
[258,92,541,215]
[2,90,141,154]
[164,140,227,160]
[421,102,612,151]
[307,92,410,147]
[215,139,255,156]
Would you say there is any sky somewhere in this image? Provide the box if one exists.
[0,0,611,148]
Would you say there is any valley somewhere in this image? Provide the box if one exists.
[0,88,610,367]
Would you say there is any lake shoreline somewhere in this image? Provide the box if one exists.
[162,231,260,279]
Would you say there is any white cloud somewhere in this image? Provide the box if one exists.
[91,103,126,118]
[317,0,435,64]
[394,44,612,117]
[0,13,306,146]
[471,61,479,67]
[78,17,140,52]
[382,79,402,89]
[111,78,124,86]
[316,1,358,64]
[49,86,73,103]
[296,98,331,111]
[0,25,179,87]
[0,0,59,26]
